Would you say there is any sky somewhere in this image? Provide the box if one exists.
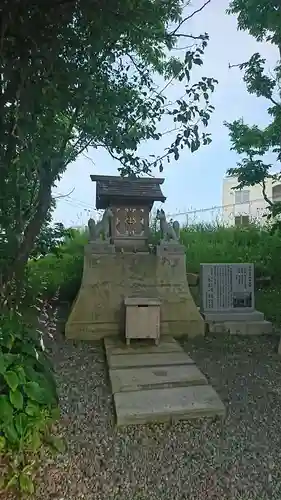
[52,0,278,228]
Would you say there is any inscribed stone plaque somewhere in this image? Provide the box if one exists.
[200,263,254,312]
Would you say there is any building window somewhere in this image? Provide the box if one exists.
[234,189,250,204]
[235,215,250,226]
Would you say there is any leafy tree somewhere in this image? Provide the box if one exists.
[0,0,217,301]
[31,222,74,261]
[225,0,281,226]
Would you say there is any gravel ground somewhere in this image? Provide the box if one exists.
[6,331,281,500]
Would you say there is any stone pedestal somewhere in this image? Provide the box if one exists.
[65,243,204,340]
[156,241,186,256]
[86,241,115,254]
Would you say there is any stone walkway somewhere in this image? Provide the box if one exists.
[104,336,225,425]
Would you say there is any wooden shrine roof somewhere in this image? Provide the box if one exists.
[90,175,166,209]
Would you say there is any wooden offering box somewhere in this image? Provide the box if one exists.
[124,297,161,345]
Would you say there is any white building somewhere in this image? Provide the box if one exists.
[222,176,281,226]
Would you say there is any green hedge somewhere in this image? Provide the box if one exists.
[181,223,281,280]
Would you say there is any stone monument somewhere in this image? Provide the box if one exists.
[200,263,272,334]
[65,175,205,340]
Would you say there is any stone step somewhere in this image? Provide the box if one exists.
[114,385,226,426]
[104,336,183,357]
[110,364,207,393]
[107,351,194,369]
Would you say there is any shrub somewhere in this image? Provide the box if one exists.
[28,229,86,303]
[180,222,281,280]
[0,309,63,495]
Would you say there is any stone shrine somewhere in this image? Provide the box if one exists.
[65,175,205,340]
[200,263,272,335]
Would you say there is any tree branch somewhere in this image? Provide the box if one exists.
[229,62,281,108]
[261,179,273,206]
[58,106,81,158]
[170,0,211,36]
[72,137,93,159]
[54,187,75,199]
[228,62,247,69]
[172,33,208,40]
[269,95,281,108]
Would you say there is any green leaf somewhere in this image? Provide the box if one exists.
[0,436,6,450]
[3,353,17,368]
[24,381,48,404]
[21,343,37,358]
[16,366,26,384]
[14,413,28,437]
[0,395,13,422]
[31,430,42,451]
[4,370,19,391]
[5,473,18,490]
[10,389,24,410]
[25,401,40,416]
[0,353,6,375]
[4,422,18,443]
[6,334,14,350]
[19,473,35,494]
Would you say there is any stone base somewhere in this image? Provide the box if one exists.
[113,236,148,252]
[202,310,264,322]
[156,241,185,256]
[86,241,115,254]
[207,319,272,335]
[225,320,272,335]
[65,248,204,340]
[160,319,205,338]
[203,309,273,336]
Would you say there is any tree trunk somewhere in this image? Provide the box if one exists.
[1,173,52,307]
[15,181,52,278]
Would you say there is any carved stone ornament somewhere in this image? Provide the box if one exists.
[156,208,180,242]
[88,207,114,241]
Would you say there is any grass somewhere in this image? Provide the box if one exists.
[256,288,281,328]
